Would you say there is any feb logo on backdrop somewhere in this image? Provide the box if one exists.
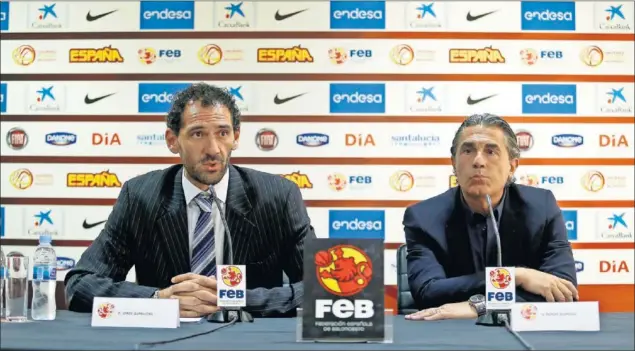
[216,265,246,308]
[301,239,385,342]
[485,267,516,310]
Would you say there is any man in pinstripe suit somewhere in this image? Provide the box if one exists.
[64,83,316,318]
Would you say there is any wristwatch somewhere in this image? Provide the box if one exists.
[152,290,160,299]
[469,294,486,317]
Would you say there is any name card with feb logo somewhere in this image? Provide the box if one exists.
[91,297,180,329]
[511,302,600,332]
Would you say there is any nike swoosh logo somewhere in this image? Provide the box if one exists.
[274,93,307,104]
[275,9,308,21]
[467,94,497,105]
[82,220,106,229]
[466,10,498,21]
[86,9,118,22]
[84,93,116,104]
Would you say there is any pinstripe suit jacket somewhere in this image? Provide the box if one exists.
[64,164,315,317]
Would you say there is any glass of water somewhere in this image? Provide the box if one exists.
[5,255,29,322]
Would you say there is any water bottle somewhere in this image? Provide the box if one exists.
[32,235,56,320]
[1,246,5,318]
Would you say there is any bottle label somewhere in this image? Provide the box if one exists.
[33,265,57,281]
[0,267,4,279]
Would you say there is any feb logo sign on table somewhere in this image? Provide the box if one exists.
[217,265,246,308]
[301,238,385,342]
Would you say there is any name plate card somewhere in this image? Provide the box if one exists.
[511,302,600,332]
[91,297,180,329]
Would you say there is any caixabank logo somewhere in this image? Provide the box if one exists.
[302,239,384,341]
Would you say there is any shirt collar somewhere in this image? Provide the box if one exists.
[182,167,230,206]
[460,187,506,223]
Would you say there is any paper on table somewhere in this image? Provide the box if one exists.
[180,317,203,323]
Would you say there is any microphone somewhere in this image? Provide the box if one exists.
[485,194,502,268]
[477,194,512,328]
[205,185,253,324]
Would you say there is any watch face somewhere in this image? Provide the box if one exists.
[470,294,484,304]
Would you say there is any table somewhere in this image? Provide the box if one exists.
[1,311,633,350]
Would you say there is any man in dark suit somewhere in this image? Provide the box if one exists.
[404,113,578,321]
[64,83,315,318]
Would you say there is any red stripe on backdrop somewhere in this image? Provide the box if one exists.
[1,198,633,208]
[1,156,633,166]
[1,240,632,251]
[1,115,635,124]
[2,73,633,82]
[2,31,633,41]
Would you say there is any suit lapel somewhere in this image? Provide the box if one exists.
[497,184,526,266]
[224,165,257,265]
[445,187,476,275]
[156,166,190,277]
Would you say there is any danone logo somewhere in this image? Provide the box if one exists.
[552,134,583,147]
[57,257,75,271]
[297,133,329,147]
[46,132,77,146]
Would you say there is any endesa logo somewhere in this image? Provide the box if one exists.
[0,83,6,113]
[140,1,194,30]
[329,210,385,239]
[138,83,191,113]
[522,84,577,114]
[330,1,385,30]
[521,1,575,31]
[329,83,385,114]
[1,1,8,31]
[562,210,578,240]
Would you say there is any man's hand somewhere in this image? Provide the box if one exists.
[405,301,477,321]
[158,273,219,318]
[516,268,578,302]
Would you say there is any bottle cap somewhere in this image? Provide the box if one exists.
[39,235,52,244]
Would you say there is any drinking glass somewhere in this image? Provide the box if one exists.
[5,255,29,322]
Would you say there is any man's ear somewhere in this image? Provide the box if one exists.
[232,127,240,150]
[509,158,520,178]
[165,129,179,154]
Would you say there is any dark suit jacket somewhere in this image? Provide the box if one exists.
[64,164,315,317]
[404,183,577,309]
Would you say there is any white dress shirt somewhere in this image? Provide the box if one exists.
[181,168,229,267]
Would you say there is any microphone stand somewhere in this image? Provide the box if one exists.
[477,194,510,327]
[206,187,254,324]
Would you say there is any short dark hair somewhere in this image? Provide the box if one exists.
[166,83,241,135]
[450,113,520,160]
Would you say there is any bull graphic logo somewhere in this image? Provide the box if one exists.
[489,268,512,289]
[314,244,372,297]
